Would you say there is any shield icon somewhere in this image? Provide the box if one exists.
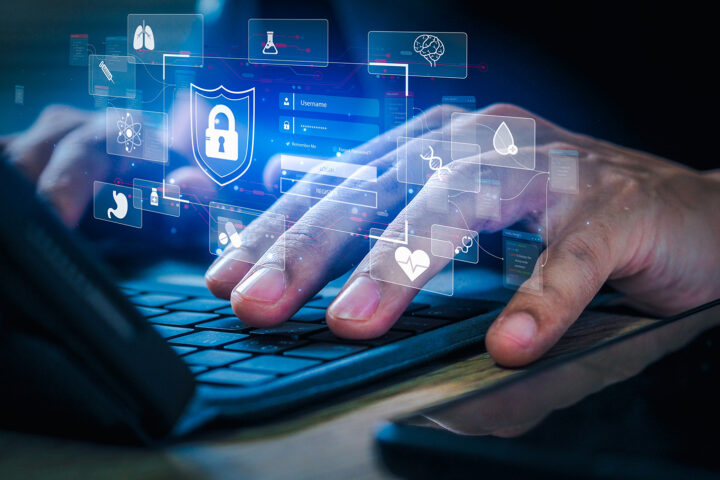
[190,83,255,186]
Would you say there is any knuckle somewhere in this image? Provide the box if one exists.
[281,224,331,259]
[426,103,463,117]
[480,103,528,117]
[56,121,104,151]
[37,104,70,124]
[545,141,579,153]
[560,231,609,286]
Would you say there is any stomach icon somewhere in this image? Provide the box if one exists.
[107,190,129,219]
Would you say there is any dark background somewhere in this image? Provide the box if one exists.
[0,0,715,170]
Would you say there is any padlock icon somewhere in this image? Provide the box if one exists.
[283,120,290,131]
[205,104,238,161]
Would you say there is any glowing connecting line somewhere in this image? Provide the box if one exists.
[162,53,190,80]
[369,219,409,246]
[161,179,189,204]
[160,53,193,204]
[367,62,409,96]
[367,62,410,245]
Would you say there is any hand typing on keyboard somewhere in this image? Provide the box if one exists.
[205,104,720,367]
[5,102,719,368]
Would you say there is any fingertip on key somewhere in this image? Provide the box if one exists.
[326,275,387,338]
[205,249,256,299]
[485,311,539,367]
[232,267,286,305]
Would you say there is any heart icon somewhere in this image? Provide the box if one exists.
[394,246,430,282]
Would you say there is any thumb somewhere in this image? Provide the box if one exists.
[486,222,614,367]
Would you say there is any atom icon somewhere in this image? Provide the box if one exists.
[116,112,142,153]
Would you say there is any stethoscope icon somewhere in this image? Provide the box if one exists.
[455,235,474,254]
[420,145,451,175]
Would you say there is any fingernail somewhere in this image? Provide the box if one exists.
[233,268,285,304]
[206,250,251,285]
[328,276,381,322]
[496,312,537,348]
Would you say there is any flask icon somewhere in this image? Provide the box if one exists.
[150,187,159,206]
[262,31,278,55]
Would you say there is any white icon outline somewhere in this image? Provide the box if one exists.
[205,104,239,161]
[133,20,155,51]
[262,31,278,55]
[394,246,431,282]
[413,34,445,67]
[116,111,142,153]
[190,83,256,187]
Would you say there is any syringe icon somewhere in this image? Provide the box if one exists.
[98,60,114,84]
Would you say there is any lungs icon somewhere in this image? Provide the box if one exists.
[133,20,154,51]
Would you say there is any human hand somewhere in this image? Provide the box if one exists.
[0,104,212,227]
[205,103,720,367]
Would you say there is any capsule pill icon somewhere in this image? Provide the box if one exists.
[224,221,243,248]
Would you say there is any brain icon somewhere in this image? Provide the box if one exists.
[413,34,445,67]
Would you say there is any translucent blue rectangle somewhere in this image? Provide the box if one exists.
[368,31,467,79]
[93,181,142,228]
[503,229,543,243]
[279,116,379,143]
[106,108,167,163]
[209,202,285,270]
[248,19,328,66]
[132,179,181,217]
[105,36,126,56]
[88,55,136,98]
[503,229,543,290]
[69,34,88,66]
[279,93,379,117]
[384,92,413,130]
[280,178,378,208]
[127,14,203,67]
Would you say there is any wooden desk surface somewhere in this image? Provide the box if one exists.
[0,312,657,480]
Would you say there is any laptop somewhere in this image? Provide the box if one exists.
[0,152,510,443]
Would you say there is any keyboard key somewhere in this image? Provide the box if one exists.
[150,312,219,326]
[214,295,321,316]
[136,306,169,317]
[391,316,449,333]
[129,293,187,307]
[197,369,275,387]
[213,306,235,315]
[410,301,499,320]
[231,355,321,375]
[250,322,326,337]
[169,330,249,347]
[303,296,336,309]
[196,317,253,332]
[225,336,307,354]
[171,346,197,356]
[120,287,140,295]
[290,308,327,323]
[182,350,251,367]
[308,330,411,347]
[189,366,208,374]
[285,343,366,360]
[153,325,193,339]
[165,298,231,312]
[404,302,430,313]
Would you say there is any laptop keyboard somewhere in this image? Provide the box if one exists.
[122,287,498,388]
